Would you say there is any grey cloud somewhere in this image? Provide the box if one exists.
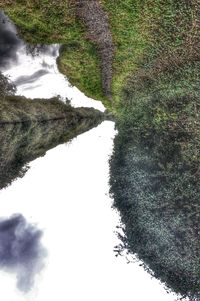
[0,11,22,68]
[0,214,47,293]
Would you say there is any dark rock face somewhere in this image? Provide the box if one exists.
[0,214,46,292]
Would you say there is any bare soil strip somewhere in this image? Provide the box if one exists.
[76,0,114,100]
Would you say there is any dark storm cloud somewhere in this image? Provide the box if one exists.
[14,69,49,86]
[0,214,47,293]
[0,11,22,68]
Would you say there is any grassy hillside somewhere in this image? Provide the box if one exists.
[0,1,149,106]
[2,1,199,115]
[0,1,104,101]
[101,1,148,105]
[115,0,200,124]
[1,2,200,297]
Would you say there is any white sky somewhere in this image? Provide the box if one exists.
[0,122,178,301]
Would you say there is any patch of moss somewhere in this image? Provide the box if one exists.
[58,42,106,102]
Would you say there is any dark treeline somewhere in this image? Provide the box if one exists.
[110,124,200,299]
[0,117,103,190]
[0,70,104,125]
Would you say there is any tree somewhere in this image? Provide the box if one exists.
[0,72,16,100]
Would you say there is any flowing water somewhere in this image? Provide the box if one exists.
[0,11,180,300]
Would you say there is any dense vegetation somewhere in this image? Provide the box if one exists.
[0,94,104,124]
[110,126,200,299]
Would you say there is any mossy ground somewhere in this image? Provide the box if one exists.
[114,0,200,125]
[101,1,149,105]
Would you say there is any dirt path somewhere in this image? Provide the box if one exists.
[76,0,114,100]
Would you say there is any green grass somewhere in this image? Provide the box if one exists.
[1,0,200,119]
[101,0,149,105]
[58,42,106,102]
[2,1,151,105]
[0,0,104,102]
[100,0,200,118]
[107,0,200,122]
[1,1,77,44]
[110,123,200,300]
